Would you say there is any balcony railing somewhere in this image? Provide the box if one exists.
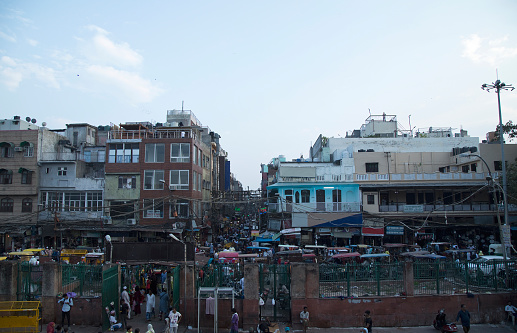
[108,129,199,141]
[268,202,361,213]
[355,172,491,182]
[378,203,516,213]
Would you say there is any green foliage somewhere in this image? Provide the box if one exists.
[494,120,517,142]
[506,159,517,204]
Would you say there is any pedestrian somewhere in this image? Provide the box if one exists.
[146,323,155,333]
[506,301,517,326]
[122,286,130,307]
[133,286,142,317]
[134,328,139,333]
[299,306,309,333]
[164,318,170,333]
[456,304,471,333]
[146,290,155,321]
[159,289,169,321]
[230,308,239,333]
[126,326,132,333]
[168,307,182,333]
[58,293,73,328]
[121,298,129,329]
[46,322,56,333]
[363,310,372,333]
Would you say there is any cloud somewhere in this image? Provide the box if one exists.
[27,38,38,46]
[0,55,59,90]
[86,65,163,104]
[0,31,16,43]
[82,25,143,67]
[461,34,517,66]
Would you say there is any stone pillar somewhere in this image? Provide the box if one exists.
[291,263,319,299]
[41,262,61,324]
[0,261,18,301]
[403,261,414,296]
[242,264,259,330]
[184,264,195,325]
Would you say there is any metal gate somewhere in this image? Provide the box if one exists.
[259,264,291,322]
[102,266,119,330]
[17,262,43,301]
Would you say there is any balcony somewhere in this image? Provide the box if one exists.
[378,203,516,213]
[355,172,490,182]
[108,128,199,141]
[268,202,361,213]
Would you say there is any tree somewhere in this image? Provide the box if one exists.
[506,158,517,205]
[493,120,517,142]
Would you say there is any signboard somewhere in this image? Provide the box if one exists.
[386,226,404,235]
[404,205,424,213]
[251,230,260,237]
[502,224,512,247]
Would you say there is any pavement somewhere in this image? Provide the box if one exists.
[39,313,517,333]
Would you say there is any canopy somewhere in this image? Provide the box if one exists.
[218,251,239,258]
[247,246,270,250]
[399,250,430,257]
[302,253,316,258]
[332,252,361,259]
[383,243,407,248]
[360,253,390,258]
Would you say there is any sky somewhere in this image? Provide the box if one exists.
[1,1,517,190]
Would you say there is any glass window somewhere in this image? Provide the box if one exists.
[118,176,137,189]
[171,199,189,218]
[367,194,375,205]
[21,170,32,184]
[22,198,32,212]
[301,190,310,203]
[0,170,12,184]
[145,144,165,163]
[171,143,190,162]
[365,163,379,173]
[144,170,165,190]
[0,198,13,212]
[143,199,164,218]
[170,170,189,190]
[1,146,13,158]
[23,146,34,157]
[87,192,103,211]
[108,143,139,163]
[58,167,67,176]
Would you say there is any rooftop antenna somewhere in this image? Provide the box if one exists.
[409,115,412,137]
[182,100,184,111]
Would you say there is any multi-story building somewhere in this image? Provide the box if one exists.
[265,114,517,250]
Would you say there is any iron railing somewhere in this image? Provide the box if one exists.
[61,263,103,297]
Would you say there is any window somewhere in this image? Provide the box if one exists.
[198,173,202,191]
[22,198,32,212]
[171,199,189,218]
[462,165,470,173]
[145,143,165,163]
[110,200,136,219]
[118,175,137,189]
[40,191,102,212]
[365,163,379,173]
[0,169,12,184]
[367,194,375,205]
[0,198,13,212]
[494,161,503,171]
[1,145,13,158]
[58,167,67,176]
[301,190,310,203]
[143,199,164,218]
[170,170,189,190]
[86,192,103,211]
[21,169,32,184]
[108,143,139,163]
[471,163,477,172]
[144,170,165,190]
[65,192,85,211]
[193,171,197,191]
[170,143,190,162]
[23,146,34,157]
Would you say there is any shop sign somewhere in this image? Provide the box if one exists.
[386,226,404,235]
[404,205,424,213]
[251,230,260,237]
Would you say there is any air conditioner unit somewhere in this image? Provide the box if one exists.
[127,218,136,225]
[14,147,24,152]
[169,185,178,190]
[103,217,112,225]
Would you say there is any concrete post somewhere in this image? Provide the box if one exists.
[41,262,61,324]
[242,264,259,330]
[0,261,18,301]
[403,261,414,296]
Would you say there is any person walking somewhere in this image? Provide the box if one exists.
[456,304,471,333]
[159,289,169,321]
[168,307,182,333]
[230,308,239,333]
[299,306,309,333]
[146,290,155,321]
[146,323,155,333]
[120,298,129,329]
[133,286,143,317]
[58,293,73,328]
[363,310,372,333]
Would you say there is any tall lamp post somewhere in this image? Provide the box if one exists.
[465,154,508,259]
[169,233,187,320]
[481,79,514,229]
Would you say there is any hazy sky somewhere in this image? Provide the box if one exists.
[1,1,517,190]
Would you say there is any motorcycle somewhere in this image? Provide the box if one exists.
[433,309,458,333]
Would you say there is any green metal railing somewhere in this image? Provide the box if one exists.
[102,266,119,331]
[17,262,43,301]
[196,263,244,290]
[61,263,103,296]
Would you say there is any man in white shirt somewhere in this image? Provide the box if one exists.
[58,293,73,328]
[146,290,155,321]
[300,306,309,333]
[168,307,182,333]
[506,301,517,326]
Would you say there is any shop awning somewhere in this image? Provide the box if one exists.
[362,227,384,237]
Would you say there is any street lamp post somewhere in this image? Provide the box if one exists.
[465,154,508,260]
[105,235,112,263]
[169,233,187,321]
[481,79,515,229]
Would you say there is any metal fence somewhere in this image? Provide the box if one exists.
[61,263,103,296]
[17,262,43,301]
[196,263,244,296]
[319,259,517,298]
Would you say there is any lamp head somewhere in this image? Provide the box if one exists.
[105,235,111,242]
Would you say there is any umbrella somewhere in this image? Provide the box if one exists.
[67,292,77,298]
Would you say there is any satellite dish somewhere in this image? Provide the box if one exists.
[26,117,31,122]
[31,119,36,124]
[42,122,47,127]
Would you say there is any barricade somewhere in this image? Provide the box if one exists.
[0,301,40,332]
